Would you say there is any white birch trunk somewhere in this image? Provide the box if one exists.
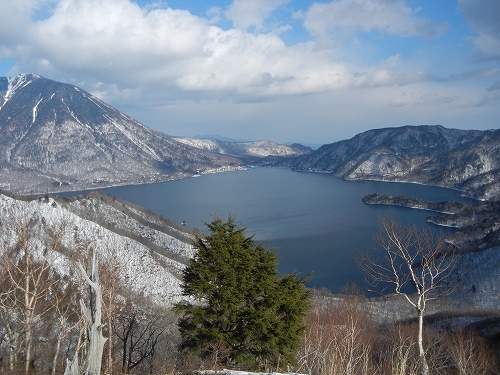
[417,310,429,375]
[64,323,85,375]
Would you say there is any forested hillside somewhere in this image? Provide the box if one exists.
[282,125,500,200]
[0,74,243,195]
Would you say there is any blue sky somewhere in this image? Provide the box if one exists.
[0,0,499,144]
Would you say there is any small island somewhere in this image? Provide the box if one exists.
[362,193,500,251]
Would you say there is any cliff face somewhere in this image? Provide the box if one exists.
[285,125,500,199]
[0,74,242,194]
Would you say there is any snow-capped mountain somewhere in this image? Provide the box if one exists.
[0,74,243,194]
[173,137,312,160]
[284,125,500,199]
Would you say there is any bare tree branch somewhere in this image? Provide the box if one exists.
[357,215,460,375]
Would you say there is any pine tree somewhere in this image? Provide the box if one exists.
[175,216,311,370]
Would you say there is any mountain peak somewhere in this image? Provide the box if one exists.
[0,75,243,194]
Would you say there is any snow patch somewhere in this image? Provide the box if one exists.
[32,97,43,124]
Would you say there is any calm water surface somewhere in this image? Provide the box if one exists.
[63,167,471,293]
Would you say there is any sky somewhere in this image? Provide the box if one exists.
[0,0,499,145]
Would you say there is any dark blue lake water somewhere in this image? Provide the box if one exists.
[62,167,471,293]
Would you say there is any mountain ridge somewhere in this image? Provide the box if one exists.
[281,125,500,200]
[2,74,499,200]
[0,73,244,194]
[173,136,312,160]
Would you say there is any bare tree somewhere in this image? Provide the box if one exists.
[78,249,107,375]
[115,304,165,374]
[296,288,375,375]
[358,216,459,375]
[51,280,82,375]
[63,320,86,375]
[446,328,497,375]
[100,245,127,375]
[0,207,65,374]
[374,322,449,375]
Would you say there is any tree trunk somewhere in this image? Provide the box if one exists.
[24,322,32,375]
[63,357,79,375]
[24,262,33,375]
[3,321,19,371]
[107,320,113,375]
[417,309,429,375]
[64,323,85,375]
[52,334,63,375]
[79,250,107,375]
[105,288,116,375]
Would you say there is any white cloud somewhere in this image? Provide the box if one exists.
[225,0,290,31]
[392,90,458,107]
[0,0,457,101]
[0,0,498,143]
[300,0,447,39]
[0,0,40,51]
[1,0,358,97]
[459,0,500,60]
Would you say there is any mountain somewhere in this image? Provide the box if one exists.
[173,137,312,161]
[0,74,243,194]
[282,125,500,200]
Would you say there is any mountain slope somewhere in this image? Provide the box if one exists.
[173,137,312,160]
[0,190,196,306]
[284,125,500,199]
[0,74,242,194]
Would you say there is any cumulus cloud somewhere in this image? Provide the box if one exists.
[0,0,497,142]
[225,0,290,31]
[299,0,447,39]
[0,0,41,49]
[459,0,500,60]
[0,0,372,98]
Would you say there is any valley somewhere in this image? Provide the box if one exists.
[0,73,499,373]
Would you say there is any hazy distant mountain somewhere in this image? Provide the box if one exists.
[283,125,500,199]
[194,134,248,143]
[173,137,312,161]
[0,74,242,194]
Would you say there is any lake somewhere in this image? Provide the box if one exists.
[61,167,471,293]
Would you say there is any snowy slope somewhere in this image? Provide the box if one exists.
[284,125,500,199]
[0,191,194,306]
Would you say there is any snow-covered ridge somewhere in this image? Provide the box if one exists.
[0,191,196,306]
[174,137,312,159]
[0,74,37,110]
[285,125,500,200]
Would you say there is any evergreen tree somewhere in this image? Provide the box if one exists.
[175,216,311,370]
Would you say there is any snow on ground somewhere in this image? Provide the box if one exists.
[0,193,191,306]
[64,194,196,259]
